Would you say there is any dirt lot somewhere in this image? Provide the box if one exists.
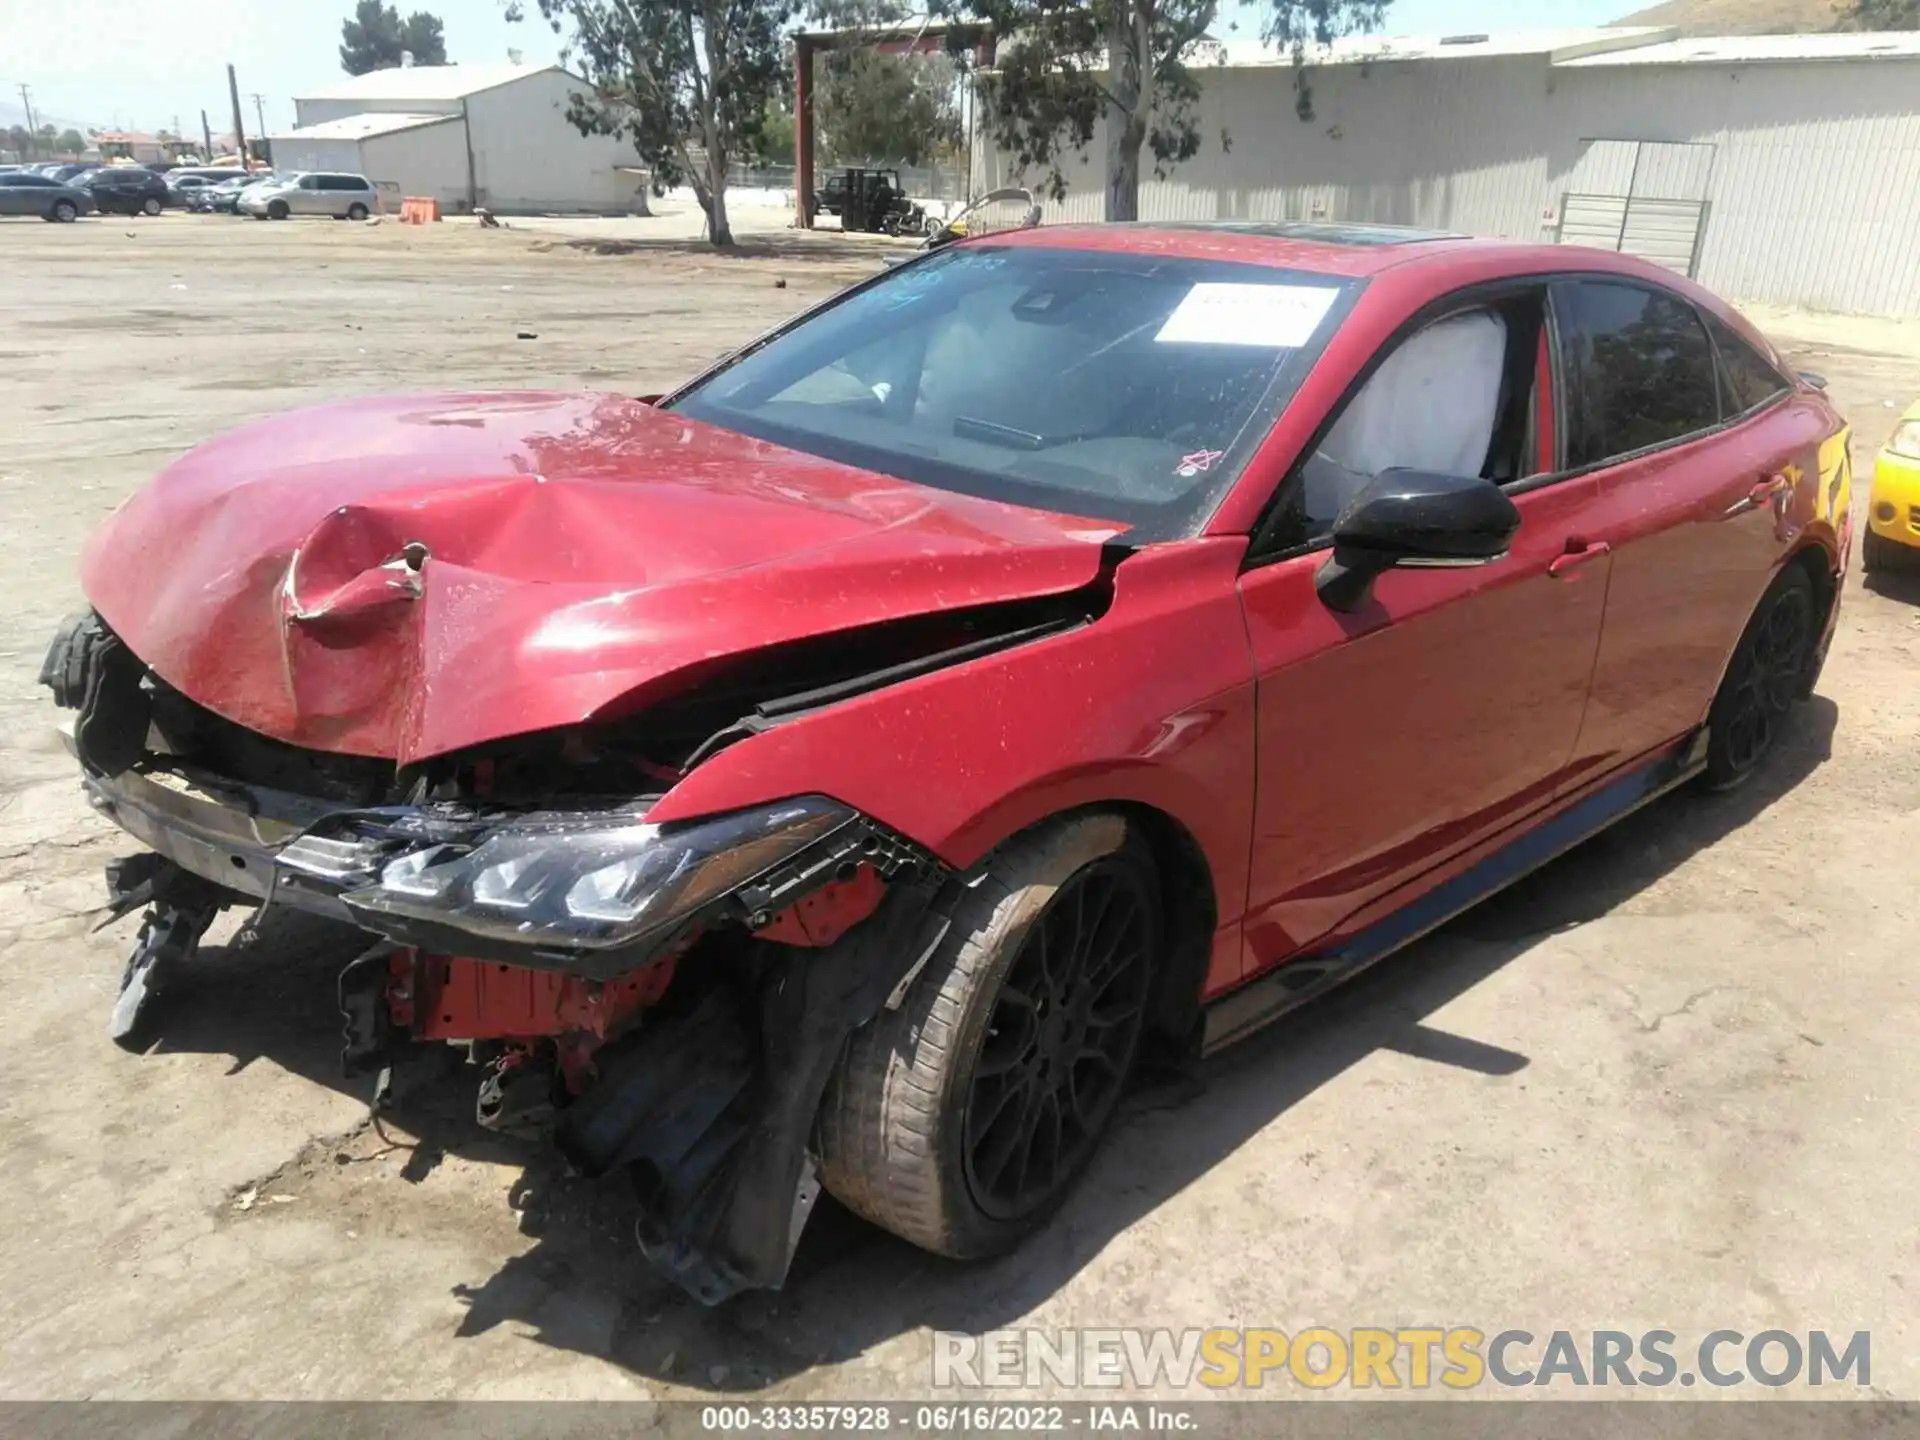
[1,213,1917,1403]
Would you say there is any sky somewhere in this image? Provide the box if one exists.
[0,0,1631,137]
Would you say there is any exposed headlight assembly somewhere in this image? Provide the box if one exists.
[319,796,860,959]
[1889,421,1920,461]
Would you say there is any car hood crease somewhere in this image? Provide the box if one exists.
[80,391,1117,765]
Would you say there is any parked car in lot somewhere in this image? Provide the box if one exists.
[165,174,225,207]
[168,166,250,184]
[81,166,171,216]
[0,171,96,221]
[1863,398,1920,572]
[41,222,1848,1304]
[188,172,275,213]
[240,171,379,220]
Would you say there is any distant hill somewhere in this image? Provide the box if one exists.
[0,101,95,135]
[1614,0,1850,33]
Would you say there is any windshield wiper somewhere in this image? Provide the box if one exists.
[953,416,1045,451]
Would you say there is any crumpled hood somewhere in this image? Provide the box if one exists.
[81,391,1118,764]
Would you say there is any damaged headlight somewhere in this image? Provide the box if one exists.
[336,796,854,952]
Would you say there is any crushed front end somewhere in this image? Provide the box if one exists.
[42,610,951,1303]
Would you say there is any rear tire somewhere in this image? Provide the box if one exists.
[1704,565,1815,791]
[268,200,289,220]
[51,199,77,222]
[140,196,161,216]
[818,813,1159,1260]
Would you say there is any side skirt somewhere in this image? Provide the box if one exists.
[1201,731,1710,1055]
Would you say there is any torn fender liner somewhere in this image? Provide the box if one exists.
[77,391,1115,765]
[554,883,950,1303]
[41,612,149,779]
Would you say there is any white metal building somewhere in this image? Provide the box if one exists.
[975,27,1920,316]
[271,63,642,215]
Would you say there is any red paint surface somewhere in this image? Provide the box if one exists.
[752,865,886,947]
[1236,473,1615,967]
[409,950,675,1042]
[77,233,1847,1006]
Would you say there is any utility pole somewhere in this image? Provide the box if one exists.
[16,84,35,158]
[201,109,213,161]
[226,64,247,168]
[248,93,267,141]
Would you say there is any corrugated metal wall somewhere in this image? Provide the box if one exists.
[1555,61,1920,316]
[465,71,636,214]
[976,54,1920,316]
[296,96,458,127]
[270,137,366,175]
[359,120,469,210]
[981,54,1555,241]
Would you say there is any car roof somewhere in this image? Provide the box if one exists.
[983,220,1686,282]
[984,220,1489,277]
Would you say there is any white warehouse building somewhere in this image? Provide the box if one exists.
[975,27,1920,316]
[270,63,642,215]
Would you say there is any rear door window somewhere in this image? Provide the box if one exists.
[1552,280,1722,469]
[1703,312,1791,416]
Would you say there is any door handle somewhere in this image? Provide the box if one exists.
[1548,540,1612,578]
[1724,474,1791,518]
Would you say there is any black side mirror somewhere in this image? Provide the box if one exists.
[1798,371,1828,391]
[1315,468,1522,612]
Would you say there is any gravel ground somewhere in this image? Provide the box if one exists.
[0,212,1916,1404]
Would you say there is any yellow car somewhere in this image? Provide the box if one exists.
[1865,399,1920,572]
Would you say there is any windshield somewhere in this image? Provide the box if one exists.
[667,244,1358,540]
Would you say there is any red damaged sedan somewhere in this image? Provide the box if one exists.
[43,222,1848,1301]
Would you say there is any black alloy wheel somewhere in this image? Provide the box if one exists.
[961,856,1153,1222]
[1707,567,1813,789]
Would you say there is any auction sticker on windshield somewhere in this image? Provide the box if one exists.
[1155,282,1341,348]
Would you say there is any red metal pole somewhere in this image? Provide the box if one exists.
[795,37,815,230]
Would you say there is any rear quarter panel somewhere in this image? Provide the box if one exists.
[1572,390,1844,774]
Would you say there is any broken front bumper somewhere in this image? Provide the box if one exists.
[49,612,953,1303]
[71,717,931,981]
[65,725,343,914]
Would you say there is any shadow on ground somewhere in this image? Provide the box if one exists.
[1863,566,1920,605]
[548,232,908,265]
[126,698,1836,1391]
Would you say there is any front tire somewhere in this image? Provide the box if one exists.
[347,202,368,221]
[818,813,1158,1260]
[140,196,161,216]
[1705,565,1815,791]
[268,200,289,220]
[1862,528,1908,574]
